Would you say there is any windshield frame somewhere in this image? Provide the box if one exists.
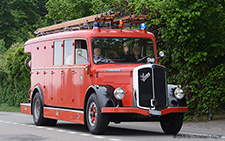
[91,37,156,64]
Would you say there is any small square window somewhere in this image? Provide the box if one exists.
[54,41,62,65]
[64,40,74,65]
[75,40,89,64]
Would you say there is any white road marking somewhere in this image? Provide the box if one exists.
[45,127,54,131]
[20,124,26,126]
[80,133,90,137]
[0,120,115,140]
[5,121,12,124]
[93,135,105,139]
[109,139,122,141]
[11,122,19,125]
[9,113,30,117]
[36,126,45,129]
[56,129,66,133]
[67,131,78,134]
[27,124,35,128]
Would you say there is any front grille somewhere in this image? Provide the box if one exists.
[154,67,167,109]
[137,66,167,109]
[138,68,153,107]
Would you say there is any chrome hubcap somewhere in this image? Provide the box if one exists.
[34,100,40,119]
[88,102,97,126]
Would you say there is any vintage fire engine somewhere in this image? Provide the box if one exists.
[21,11,188,135]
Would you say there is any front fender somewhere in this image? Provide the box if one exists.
[31,85,44,114]
[85,85,117,111]
[168,84,187,107]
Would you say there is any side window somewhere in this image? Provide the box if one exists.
[64,40,74,65]
[75,40,89,64]
[54,41,62,65]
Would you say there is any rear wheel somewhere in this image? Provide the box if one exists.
[86,94,109,134]
[32,93,57,126]
[160,113,184,134]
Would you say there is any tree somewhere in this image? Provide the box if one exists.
[0,43,30,106]
[0,0,48,48]
[46,0,93,21]
[134,0,225,116]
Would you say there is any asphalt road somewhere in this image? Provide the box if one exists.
[0,112,224,141]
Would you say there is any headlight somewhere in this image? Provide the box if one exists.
[174,88,184,100]
[114,88,125,100]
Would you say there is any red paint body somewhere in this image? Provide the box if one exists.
[21,28,188,125]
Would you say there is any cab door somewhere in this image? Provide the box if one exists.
[72,39,90,108]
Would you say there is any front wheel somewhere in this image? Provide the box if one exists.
[160,113,184,134]
[86,94,109,134]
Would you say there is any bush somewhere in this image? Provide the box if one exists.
[0,42,30,107]
[131,0,225,116]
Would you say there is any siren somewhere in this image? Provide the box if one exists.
[93,22,101,32]
[140,23,146,30]
[93,22,100,28]
[139,23,147,33]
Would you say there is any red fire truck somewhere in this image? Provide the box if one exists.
[21,12,188,135]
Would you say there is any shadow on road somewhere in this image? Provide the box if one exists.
[105,126,166,136]
[50,122,168,137]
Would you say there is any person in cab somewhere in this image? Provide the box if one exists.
[93,48,113,63]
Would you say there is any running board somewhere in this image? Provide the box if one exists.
[20,103,84,124]
[43,107,84,124]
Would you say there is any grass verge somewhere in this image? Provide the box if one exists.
[0,103,20,112]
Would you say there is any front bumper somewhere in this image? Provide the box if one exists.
[102,107,188,116]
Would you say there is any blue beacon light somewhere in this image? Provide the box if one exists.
[93,22,100,28]
[140,23,146,30]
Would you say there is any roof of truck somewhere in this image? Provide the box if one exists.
[25,29,155,46]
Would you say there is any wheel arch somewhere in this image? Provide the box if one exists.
[84,85,116,124]
[31,85,44,114]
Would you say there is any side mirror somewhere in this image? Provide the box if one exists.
[159,51,165,58]
[158,51,166,63]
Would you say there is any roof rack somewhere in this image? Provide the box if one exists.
[34,10,149,36]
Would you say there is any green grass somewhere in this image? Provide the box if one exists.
[0,103,20,112]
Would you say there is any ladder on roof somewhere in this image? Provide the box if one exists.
[35,10,149,35]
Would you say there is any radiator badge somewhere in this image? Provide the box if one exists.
[140,72,151,82]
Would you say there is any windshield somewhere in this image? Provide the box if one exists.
[91,37,155,64]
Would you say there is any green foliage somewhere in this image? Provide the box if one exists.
[131,0,225,116]
[45,0,116,21]
[46,0,94,20]
[0,43,30,107]
[189,64,225,115]
[91,0,114,14]
[0,103,20,112]
[0,0,48,48]
[0,39,7,89]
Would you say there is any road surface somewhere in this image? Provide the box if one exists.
[0,112,224,140]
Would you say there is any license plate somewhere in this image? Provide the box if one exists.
[149,109,161,115]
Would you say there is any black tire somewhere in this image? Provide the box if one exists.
[86,94,109,134]
[32,93,57,126]
[46,119,58,126]
[160,113,184,134]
